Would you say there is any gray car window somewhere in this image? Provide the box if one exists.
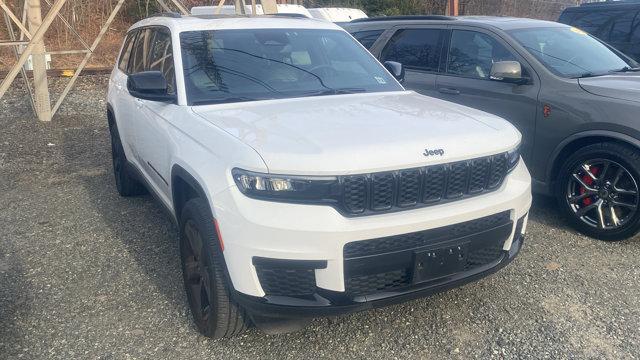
[571,11,623,38]
[447,30,516,79]
[351,29,385,49]
[380,29,445,72]
[510,27,632,78]
[610,11,638,42]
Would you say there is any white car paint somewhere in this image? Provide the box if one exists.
[108,15,531,300]
[191,4,312,17]
[308,8,368,22]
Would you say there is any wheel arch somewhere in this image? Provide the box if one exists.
[106,103,115,127]
[547,130,640,186]
[171,164,211,222]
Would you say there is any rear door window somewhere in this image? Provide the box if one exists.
[351,29,385,49]
[446,30,517,80]
[380,28,445,72]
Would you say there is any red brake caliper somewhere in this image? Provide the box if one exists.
[580,166,599,206]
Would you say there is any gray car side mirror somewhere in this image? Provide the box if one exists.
[383,61,405,83]
[490,61,525,84]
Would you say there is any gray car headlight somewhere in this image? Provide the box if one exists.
[232,168,341,203]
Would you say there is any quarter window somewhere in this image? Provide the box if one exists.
[380,29,445,72]
[447,30,516,79]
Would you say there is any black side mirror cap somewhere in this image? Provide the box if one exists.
[383,61,405,83]
[127,71,175,102]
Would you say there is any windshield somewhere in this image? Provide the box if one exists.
[508,27,636,78]
[179,29,403,105]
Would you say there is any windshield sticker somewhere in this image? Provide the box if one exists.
[570,27,587,35]
[375,76,387,84]
[290,51,312,66]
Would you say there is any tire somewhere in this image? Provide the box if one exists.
[179,198,250,338]
[108,121,146,197]
[556,141,640,241]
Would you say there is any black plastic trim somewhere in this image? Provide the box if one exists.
[252,257,328,270]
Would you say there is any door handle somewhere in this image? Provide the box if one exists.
[438,87,460,95]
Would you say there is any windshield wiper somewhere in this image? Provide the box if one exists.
[610,66,640,73]
[303,88,367,96]
[572,72,603,79]
[191,96,256,105]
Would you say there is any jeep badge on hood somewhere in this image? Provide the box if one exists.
[423,148,445,157]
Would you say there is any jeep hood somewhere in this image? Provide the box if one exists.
[192,91,521,175]
[579,74,640,103]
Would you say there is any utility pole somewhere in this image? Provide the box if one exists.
[447,0,459,16]
[26,0,52,122]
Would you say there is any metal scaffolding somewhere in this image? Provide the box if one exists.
[0,0,190,121]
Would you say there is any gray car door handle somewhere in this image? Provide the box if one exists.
[438,87,461,95]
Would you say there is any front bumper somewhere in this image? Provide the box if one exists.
[211,160,531,315]
[234,232,524,318]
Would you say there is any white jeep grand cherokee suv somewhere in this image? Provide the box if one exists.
[107,13,531,338]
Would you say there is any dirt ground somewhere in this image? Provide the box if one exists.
[1,76,639,359]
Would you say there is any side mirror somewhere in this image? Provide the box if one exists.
[127,71,175,102]
[490,61,526,84]
[383,61,405,83]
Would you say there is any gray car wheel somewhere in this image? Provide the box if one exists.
[557,141,640,241]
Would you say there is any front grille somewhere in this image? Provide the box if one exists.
[255,266,317,297]
[343,211,510,259]
[344,212,515,298]
[346,269,411,297]
[339,153,509,216]
[346,244,506,297]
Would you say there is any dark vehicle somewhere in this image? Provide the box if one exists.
[344,16,640,240]
[559,0,640,62]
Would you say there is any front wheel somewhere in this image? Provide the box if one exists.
[179,198,250,338]
[556,142,640,241]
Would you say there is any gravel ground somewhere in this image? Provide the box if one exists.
[1,76,639,360]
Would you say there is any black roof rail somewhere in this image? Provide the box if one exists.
[581,0,640,6]
[269,13,310,19]
[148,12,182,19]
[350,15,457,23]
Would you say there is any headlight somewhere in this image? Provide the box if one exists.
[232,168,340,203]
[507,143,521,172]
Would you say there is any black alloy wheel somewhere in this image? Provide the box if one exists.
[558,142,640,241]
[566,159,639,230]
[179,198,249,338]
